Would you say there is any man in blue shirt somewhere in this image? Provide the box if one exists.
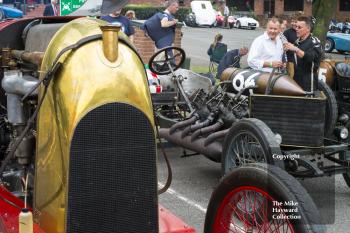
[101,8,135,43]
[143,0,179,49]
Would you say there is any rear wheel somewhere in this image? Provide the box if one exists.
[236,21,241,29]
[205,163,325,233]
[318,81,338,137]
[343,28,350,34]
[324,38,334,53]
[221,118,282,176]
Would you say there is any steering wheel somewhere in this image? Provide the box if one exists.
[148,46,186,75]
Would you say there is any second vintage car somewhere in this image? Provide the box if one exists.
[325,32,350,54]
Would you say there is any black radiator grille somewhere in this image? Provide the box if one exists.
[250,95,325,147]
[67,103,158,233]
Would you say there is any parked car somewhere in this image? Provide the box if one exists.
[215,13,236,28]
[329,19,350,34]
[234,15,259,29]
[0,5,23,20]
[325,32,350,54]
[185,0,216,27]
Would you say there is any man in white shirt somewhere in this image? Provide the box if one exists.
[247,18,284,72]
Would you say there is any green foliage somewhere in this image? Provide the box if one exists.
[122,5,191,22]
[312,0,337,43]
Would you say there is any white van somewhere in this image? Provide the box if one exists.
[190,1,216,26]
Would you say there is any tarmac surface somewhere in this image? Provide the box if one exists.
[158,26,350,233]
[158,147,350,233]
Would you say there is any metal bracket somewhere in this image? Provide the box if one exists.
[296,157,324,177]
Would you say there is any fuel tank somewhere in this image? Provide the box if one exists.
[220,68,306,96]
[318,59,336,87]
[34,18,157,233]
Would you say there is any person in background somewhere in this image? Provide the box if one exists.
[284,16,323,92]
[207,33,226,57]
[279,16,288,32]
[101,7,135,43]
[283,12,302,78]
[125,10,136,20]
[143,0,179,50]
[247,17,284,72]
[216,47,249,79]
[43,0,58,16]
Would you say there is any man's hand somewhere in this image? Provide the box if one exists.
[269,61,284,68]
[284,42,298,52]
[161,19,178,27]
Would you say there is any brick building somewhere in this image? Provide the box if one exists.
[128,0,349,24]
[224,0,350,23]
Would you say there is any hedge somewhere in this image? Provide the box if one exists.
[122,4,191,22]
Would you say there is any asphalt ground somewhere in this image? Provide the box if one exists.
[158,147,350,233]
[158,27,350,233]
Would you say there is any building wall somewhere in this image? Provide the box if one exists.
[335,0,350,21]
[128,0,191,7]
[133,26,182,64]
[250,0,313,26]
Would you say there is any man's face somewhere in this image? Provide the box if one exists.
[266,21,280,40]
[168,3,179,14]
[114,9,121,15]
[291,19,297,29]
[239,47,248,56]
[295,21,310,38]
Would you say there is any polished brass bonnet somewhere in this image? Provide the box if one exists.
[34,18,153,233]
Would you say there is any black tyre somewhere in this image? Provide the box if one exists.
[324,38,334,53]
[221,118,282,176]
[343,28,350,34]
[340,153,350,188]
[339,121,350,188]
[0,9,4,21]
[318,81,338,137]
[204,163,326,233]
[236,21,241,29]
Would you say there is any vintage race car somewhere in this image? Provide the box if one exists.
[325,32,350,54]
[0,5,23,20]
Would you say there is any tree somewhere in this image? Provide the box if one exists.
[312,0,337,43]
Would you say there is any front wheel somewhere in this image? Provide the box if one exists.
[324,38,334,53]
[204,163,326,233]
[221,118,282,176]
[0,9,4,21]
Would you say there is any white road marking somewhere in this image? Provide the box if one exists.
[158,182,207,213]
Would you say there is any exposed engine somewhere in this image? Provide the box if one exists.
[0,50,41,201]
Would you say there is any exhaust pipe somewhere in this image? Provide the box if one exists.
[181,113,216,138]
[190,120,223,142]
[204,128,230,146]
[169,115,198,134]
[159,128,222,162]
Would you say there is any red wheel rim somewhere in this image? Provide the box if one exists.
[213,186,296,233]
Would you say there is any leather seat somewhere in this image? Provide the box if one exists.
[335,63,350,78]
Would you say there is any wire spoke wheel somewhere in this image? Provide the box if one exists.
[222,119,281,176]
[214,186,295,233]
[205,164,326,233]
[229,132,267,167]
